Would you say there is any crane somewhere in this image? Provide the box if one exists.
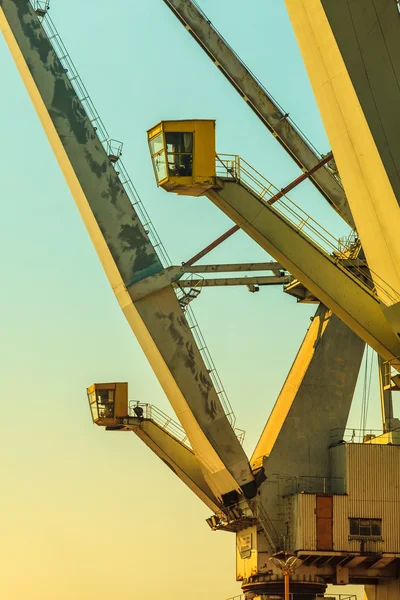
[157,0,400,424]
[2,1,400,599]
[0,0,260,506]
[283,0,400,349]
[148,119,400,599]
[159,0,355,229]
[148,123,400,370]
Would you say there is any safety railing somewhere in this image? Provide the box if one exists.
[209,502,255,531]
[216,154,400,308]
[283,475,345,496]
[184,303,238,432]
[225,595,356,600]
[129,402,191,449]
[33,0,49,14]
[29,1,244,437]
[330,427,400,444]
[175,272,205,308]
[128,401,245,450]
[31,2,171,268]
[255,500,280,552]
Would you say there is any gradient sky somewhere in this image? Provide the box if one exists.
[0,0,377,597]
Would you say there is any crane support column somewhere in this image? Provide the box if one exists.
[252,304,365,473]
[251,304,364,563]
[284,0,400,337]
[0,0,256,502]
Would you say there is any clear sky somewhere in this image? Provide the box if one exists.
[0,0,377,598]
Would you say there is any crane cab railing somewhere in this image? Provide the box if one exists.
[147,119,400,312]
[33,0,49,18]
[216,154,400,304]
[215,153,400,310]
[225,595,356,600]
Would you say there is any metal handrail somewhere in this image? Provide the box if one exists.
[32,3,171,268]
[29,2,243,438]
[129,402,191,448]
[174,275,240,431]
[183,304,238,431]
[216,154,400,307]
[282,475,345,495]
[225,595,356,600]
[129,402,245,450]
[332,426,400,444]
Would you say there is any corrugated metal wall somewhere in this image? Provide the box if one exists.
[333,444,400,552]
[290,444,400,553]
[291,494,317,551]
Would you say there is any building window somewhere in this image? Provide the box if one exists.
[349,518,382,538]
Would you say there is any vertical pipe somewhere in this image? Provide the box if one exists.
[378,355,393,431]
[285,571,290,600]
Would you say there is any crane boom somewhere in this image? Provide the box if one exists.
[0,1,256,502]
[161,0,355,229]
[116,408,221,513]
[206,176,400,364]
[147,120,400,366]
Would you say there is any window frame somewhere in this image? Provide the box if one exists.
[149,130,169,184]
[348,517,382,540]
[165,131,194,178]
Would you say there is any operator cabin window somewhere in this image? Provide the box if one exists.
[166,132,193,177]
[149,132,167,183]
[349,518,382,538]
[97,389,115,419]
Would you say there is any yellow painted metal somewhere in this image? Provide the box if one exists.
[252,306,331,462]
[251,304,364,467]
[364,431,400,445]
[378,356,394,432]
[236,525,258,581]
[147,120,216,196]
[161,0,355,228]
[87,382,128,426]
[365,580,400,599]
[128,418,221,513]
[284,0,400,336]
[152,123,400,364]
[0,5,256,501]
[88,382,128,418]
[205,180,400,365]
